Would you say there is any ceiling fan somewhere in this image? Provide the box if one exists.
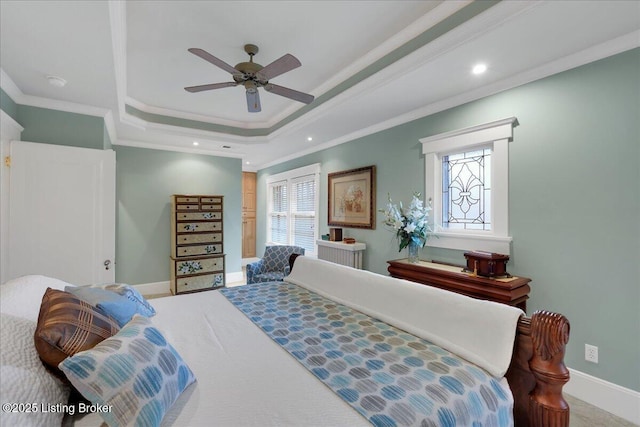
[184,44,315,113]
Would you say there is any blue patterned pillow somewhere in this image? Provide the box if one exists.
[67,283,156,321]
[65,286,138,326]
[58,315,196,427]
[102,284,156,317]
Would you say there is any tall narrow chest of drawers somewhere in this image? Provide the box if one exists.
[170,195,225,294]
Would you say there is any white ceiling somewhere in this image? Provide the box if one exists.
[1,1,639,170]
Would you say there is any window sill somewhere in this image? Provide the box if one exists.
[425,231,512,254]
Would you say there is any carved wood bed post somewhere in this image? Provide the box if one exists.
[507,310,570,426]
[528,310,571,426]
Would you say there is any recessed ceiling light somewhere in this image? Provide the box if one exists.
[307,137,313,142]
[472,63,487,75]
[245,161,250,165]
[46,75,67,87]
[193,141,199,146]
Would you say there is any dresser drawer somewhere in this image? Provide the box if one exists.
[200,197,223,204]
[175,243,223,257]
[175,197,199,203]
[174,256,224,276]
[175,204,200,211]
[175,273,224,293]
[177,211,222,221]
[201,204,222,210]
[176,233,222,245]
[176,222,222,233]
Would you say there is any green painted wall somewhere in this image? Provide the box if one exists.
[17,105,107,150]
[114,146,242,285]
[257,49,640,391]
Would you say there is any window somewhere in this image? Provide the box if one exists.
[420,118,517,254]
[268,180,288,244]
[266,164,320,256]
[442,148,492,231]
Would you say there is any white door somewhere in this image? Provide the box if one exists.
[6,141,115,285]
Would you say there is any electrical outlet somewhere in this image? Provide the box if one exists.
[585,344,598,363]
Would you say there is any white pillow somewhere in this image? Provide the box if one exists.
[0,275,76,322]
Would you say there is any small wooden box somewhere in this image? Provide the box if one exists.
[463,251,510,278]
[329,228,343,241]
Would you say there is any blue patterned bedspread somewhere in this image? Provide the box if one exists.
[221,281,513,427]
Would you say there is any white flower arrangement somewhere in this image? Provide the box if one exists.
[380,192,433,252]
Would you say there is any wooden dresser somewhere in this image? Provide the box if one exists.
[387,259,531,312]
[170,195,225,294]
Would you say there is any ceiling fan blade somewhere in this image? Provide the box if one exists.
[246,90,261,113]
[184,82,238,93]
[264,83,314,104]
[255,54,301,81]
[188,48,241,75]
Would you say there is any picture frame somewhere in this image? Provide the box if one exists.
[328,165,376,229]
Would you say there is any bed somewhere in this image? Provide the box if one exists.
[0,256,570,427]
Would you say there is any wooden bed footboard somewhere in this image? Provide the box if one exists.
[507,310,571,426]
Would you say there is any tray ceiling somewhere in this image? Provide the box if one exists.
[1,1,638,169]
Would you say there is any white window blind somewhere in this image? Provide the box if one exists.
[266,164,320,256]
[269,180,288,245]
[291,175,316,253]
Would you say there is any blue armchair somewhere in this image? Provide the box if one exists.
[246,245,305,284]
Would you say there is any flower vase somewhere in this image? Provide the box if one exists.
[407,241,420,263]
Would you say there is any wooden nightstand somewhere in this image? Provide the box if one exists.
[387,259,531,312]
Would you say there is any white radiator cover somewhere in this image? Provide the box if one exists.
[316,240,366,269]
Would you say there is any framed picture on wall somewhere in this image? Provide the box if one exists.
[328,165,376,229]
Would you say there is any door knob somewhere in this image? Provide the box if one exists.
[104,260,112,270]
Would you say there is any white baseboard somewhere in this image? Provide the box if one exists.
[565,368,640,425]
[135,270,245,296]
[241,257,260,267]
[135,281,170,296]
[226,270,244,284]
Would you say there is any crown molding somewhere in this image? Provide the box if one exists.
[119,110,270,144]
[0,68,23,102]
[113,138,245,159]
[124,96,272,130]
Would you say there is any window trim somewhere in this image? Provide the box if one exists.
[266,163,320,256]
[420,117,518,254]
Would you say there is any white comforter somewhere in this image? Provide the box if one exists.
[74,289,370,427]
